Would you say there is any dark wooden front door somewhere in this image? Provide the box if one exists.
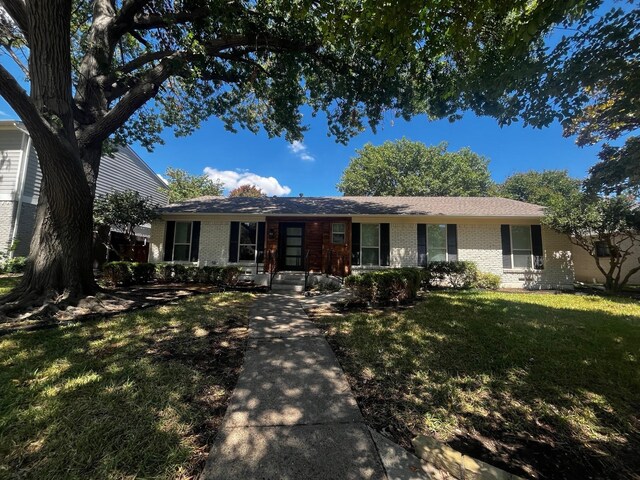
[279,222,305,270]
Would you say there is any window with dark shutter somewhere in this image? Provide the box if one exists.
[531,225,544,270]
[447,224,458,261]
[351,223,361,266]
[501,224,512,269]
[417,224,427,266]
[380,223,390,266]
[163,221,175,261]
[228,221,240,262]
[190,221,201,262]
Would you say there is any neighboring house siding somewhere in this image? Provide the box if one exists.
[13,203,37,256]
[96,147,167,205]
[0,129,23,199]
[572,238,640,285]
[21,143,41,201]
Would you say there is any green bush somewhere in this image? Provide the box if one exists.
[423,261,478,289]
[473,272,501,290]
[0,255,27,274]
[132,263,156,284]
[345,268,423,305]
[137,263,242,286]
[102,261,135,286]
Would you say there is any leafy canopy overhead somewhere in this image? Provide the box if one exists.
[498,170,582,206]
[337,139,493,196]
[165,167,223,203]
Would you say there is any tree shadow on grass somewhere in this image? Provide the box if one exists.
[0,292,252,479]
[325,292,640,480]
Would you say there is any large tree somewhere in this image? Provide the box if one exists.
[0,0,597,312]
[544,193,640,293]
[337,139,493,196]
[228,184,266,198]
[497,170,581,206]
[165,167,223,203]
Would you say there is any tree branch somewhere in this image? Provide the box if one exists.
[0,0,29,43]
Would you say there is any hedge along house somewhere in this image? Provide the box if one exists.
[148,196,575,289]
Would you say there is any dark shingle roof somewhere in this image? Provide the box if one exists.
[160,196,545,217]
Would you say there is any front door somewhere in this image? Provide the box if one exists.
[279,223,305,271]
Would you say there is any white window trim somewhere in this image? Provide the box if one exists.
[331,222,346,245]
[360,223,381,266]
[426,224,448,263]
[172,221,193,262]
[238,222,259,263]
[509,225,534,271]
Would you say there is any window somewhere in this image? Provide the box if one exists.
[332,223,346,244]
[173,221,192,261]
[511,225,532,269]
[239,222,257,261]
[361,224,380,265]
[427,224,447,262]
[595,241,611,257]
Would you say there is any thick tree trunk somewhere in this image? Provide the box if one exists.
[0,147,99,314]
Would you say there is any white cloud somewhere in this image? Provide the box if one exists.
[204,167,292,196]
[288,140,315,162]
[0,110,8,117]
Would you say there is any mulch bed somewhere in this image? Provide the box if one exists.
[0,282,264,336]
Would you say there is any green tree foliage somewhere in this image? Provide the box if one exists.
[497,170,582,206]
[165,168,223,203]
[228,185,266,198]
[0,0,603,303]
[498,6,640,194]
[93,190,159,259]
[544,194,640,292]
[337,139,493,196]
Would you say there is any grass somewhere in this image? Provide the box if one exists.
[0,291,253,479]
[0,275,19,295]
[322,291,640,479]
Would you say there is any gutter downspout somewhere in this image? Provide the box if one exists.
[9,130,31,258]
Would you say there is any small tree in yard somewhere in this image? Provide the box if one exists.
[544,194,640,293]
[94,190,159,260]
[228,185,266,198]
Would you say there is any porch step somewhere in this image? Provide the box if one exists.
[271,272,306,292]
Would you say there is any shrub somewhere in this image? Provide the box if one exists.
[0,255,27,274]
[102,261,135,286]
[132,263,156,284]
[424,261,478,289]
[345,268,423,305]
[473,272,501,290]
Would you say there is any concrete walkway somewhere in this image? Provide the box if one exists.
[201,293,430,480]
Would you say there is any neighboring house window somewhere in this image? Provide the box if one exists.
[427,224,447,262]
[361,223,380,265]
[332,222,346,244]
[595,241,611,257]
[239,222,258,261]
[173,221,192,261]
[511,225,533,269]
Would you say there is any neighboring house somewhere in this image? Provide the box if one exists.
[571,239,640,285]
[149,196,575,289]
[0,120,168,258]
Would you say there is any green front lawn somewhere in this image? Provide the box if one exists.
[0,292,253,479]
[0,276,19,295]
[323,291,640,479]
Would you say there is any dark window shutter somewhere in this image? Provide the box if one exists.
[257,222,266,263]
[190,221,201,262]
[531,225,544,270]
[380,223,390,266]
[228,221,239,263]
[447,224,458,261]
[417,224,427,266]
[501,225,512,269]
[163,221,175,261]
[351,223,361,266]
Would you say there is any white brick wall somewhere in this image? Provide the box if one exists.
[0,200,15,252]
[199,220,231,265]
[390,223,418,267]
